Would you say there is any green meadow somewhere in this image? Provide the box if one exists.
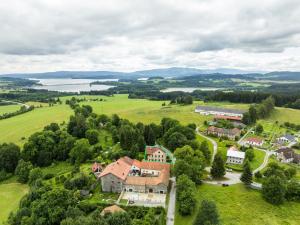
[175,184,300,225]
[0,105,20,115]
[0,94,300,147]
[0,104,73,146]
[0,183,29,224]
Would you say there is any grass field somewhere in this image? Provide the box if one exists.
[266,107,300,124]
[0,104,73,146]
[0,183,29,224]
[0,104,20,115]
[175,184,300,225]
[0,94,299,147]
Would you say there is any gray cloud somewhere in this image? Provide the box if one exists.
[0,0,300,73]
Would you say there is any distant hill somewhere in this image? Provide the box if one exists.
[0,67,261,79]
[1,67,299,80]
[262,71,300,80]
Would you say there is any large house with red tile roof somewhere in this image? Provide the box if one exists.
[98,157,170,194]
[244,137,264,147]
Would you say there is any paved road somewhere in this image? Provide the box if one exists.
[196,128,218,163]
[253,148,273,174]
[167,177,176,225]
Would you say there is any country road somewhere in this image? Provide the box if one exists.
[253,148,273,174]
[167,177,176,225]
[196,127,218,163]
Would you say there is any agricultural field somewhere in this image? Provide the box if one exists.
[0,104,73,146]
[1,94,299,147]
[0,183,29,224]
[0,104,21,115]
[175,184,300,225]
[266,107,300,124]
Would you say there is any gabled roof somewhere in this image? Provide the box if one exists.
[227,149,245,159]
[100,205,125,216]
[99,157,132,180]
[214,115,243,121]
[276,147,295,160]
[125,169,169,186]
[207,126,241,136]
[146,146,163,155]
[195,106,246,114]
[279,134,296,142]
[140,161,170,171]
[245,137,263,143]
[92,162,102,172]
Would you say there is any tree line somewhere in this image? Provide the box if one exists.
[0,105,34,120]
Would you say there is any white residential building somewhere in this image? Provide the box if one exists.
[226,148,245,164]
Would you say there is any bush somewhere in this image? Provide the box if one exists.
[0,170,12,182]
[77,201,97,214]
[43,173,55,180]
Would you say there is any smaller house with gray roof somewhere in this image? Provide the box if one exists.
[277,134,296,144]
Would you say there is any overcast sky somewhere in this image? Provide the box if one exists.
[0,0,300,74]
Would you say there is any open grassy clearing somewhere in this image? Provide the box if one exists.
[175,183,300,225]
[0,183,29,224]
[0,104,20,115]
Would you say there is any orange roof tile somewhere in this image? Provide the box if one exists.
[140,161,170,171]
[99,158,132,180]
[100,205,125,216]
[125,169,169,186]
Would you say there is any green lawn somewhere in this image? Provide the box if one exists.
[250,149,265,170]
[0,104,20,115]
[175,184,300,225]
[0,183,29,224]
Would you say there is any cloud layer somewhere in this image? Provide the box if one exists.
[0,0,300,73]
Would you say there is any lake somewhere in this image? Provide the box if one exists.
[30,78,116,93]
[161,87,222,93]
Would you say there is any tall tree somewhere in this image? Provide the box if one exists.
[199,141,211,163]
[0,143,20,173]
[15,159,33,183]
[144,125,156,145]
[240,160,253,185]
[262,175,287,205]
[69,139,92,164]
[210,154,225,178]
[85,129,99,145]
[194,200,220,225]
[176,174,196,216]
[67,114,88,138]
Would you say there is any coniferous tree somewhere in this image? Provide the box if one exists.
[210,154,225,178]
[194,200,220,225]
[240,160,252,185]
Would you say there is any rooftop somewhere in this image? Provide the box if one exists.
[227,149,245,159]
[195,106,246,114]
[100,205,125,216]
